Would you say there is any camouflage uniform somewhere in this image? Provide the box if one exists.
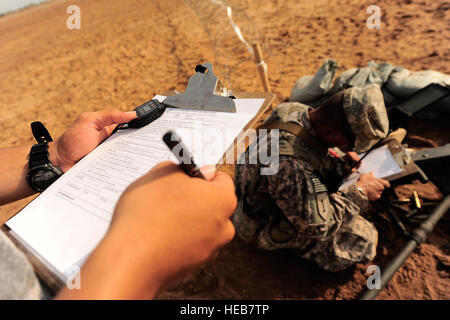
[233,84,389,272]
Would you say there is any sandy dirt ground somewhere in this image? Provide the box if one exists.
[0,0,449,299]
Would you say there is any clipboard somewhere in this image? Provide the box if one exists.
[379,139,426,184]
[161,90,275,177]
[338,139,423,192]
[1,74,275,293]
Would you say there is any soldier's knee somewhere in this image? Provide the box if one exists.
[331,216,378,270]
[302,216,378,272]
[359,218,378,263]
[348,215,378,262]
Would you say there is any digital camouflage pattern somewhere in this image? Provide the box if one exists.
[233,93,382,272]
[343,84,389,153]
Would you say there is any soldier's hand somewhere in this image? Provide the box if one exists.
[356,171,390,201]
[54,110,137,172]
[344,151,361,173]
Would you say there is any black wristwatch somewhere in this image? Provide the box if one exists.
[26,122,63,192]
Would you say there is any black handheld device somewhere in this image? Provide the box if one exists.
[128,99,166,128]
[112,99,166,133]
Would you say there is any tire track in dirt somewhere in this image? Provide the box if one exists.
[155,0,190,89]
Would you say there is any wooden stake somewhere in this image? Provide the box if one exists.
[252,42,271,92]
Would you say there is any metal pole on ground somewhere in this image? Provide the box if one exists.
[360,195,450,300]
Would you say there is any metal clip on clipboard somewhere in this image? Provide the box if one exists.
[113,62,236,134]
[163,62,236,113]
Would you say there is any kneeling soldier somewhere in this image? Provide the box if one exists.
[234,84,391,272]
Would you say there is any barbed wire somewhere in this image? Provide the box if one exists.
[183,0,274,91]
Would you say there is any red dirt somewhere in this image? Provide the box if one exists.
[0,0,448,299]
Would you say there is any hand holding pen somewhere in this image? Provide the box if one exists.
[329,149,361,174]
[162,130,216,180]
[343,151,362,173]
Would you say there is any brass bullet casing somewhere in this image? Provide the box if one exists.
[412,191,421,209]
[394,198,411,204]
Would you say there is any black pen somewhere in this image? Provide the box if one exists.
[162,130,206,180]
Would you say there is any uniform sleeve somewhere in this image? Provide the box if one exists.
[340,183,369,212]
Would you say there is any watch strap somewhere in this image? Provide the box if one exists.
[31,121,53,143]
[29,143,51,168]
[27,142,63,192]
[27,122,62,192]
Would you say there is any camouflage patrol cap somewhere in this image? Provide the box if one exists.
[342,84,389,153]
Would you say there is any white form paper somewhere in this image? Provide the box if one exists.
[338,145,402,191]
[6,96,265,279]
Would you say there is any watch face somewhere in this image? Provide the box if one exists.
[30,169,60,192]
